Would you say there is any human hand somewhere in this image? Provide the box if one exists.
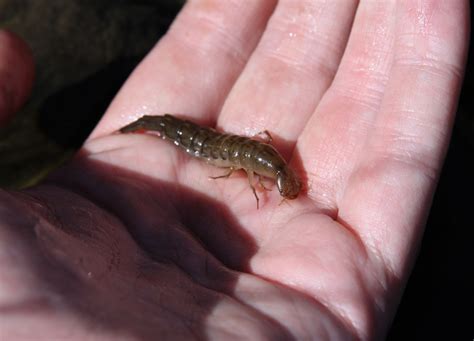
[0,1,468,339]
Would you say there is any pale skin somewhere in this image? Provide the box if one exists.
[0,1,469,340]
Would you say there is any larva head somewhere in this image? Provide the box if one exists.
[276,167,301,200]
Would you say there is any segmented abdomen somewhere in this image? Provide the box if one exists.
[158,115,279,170]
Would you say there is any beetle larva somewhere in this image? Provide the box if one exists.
[120,114,301,208]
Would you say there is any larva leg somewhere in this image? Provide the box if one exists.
[246,171,260,209]
[209,167,235,180]
[257,175,272,191]
[279,198,291,207]
[253,130,273,143]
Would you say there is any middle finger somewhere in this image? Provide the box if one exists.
[219,0,358,155]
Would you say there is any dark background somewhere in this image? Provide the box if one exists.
[1,1,472,339]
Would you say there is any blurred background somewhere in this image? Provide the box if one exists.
[1,1,472,338]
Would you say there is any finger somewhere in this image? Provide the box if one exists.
[89,0,277,139]
[298,1,399,211]
[0,30,35,125]
[219,0,358,152]
[339,1,468,278]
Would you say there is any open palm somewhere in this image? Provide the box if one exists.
[0,1,468,340]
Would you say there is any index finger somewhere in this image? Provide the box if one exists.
[88,0,276,139]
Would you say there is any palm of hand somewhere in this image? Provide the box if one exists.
[0,1,467,340]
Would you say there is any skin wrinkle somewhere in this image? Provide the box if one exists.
[383,130,440,157]
[375,113,446,145]
[334,62,391,91]
[262,17,341,77]
[375,151,439,185]
[170,0,274,68]
[394,53,465,80]
[378,119,446,150]
[332,84,386,111]
[380,107,449,130]
[171,14,248,66]
[329,68,391,112]
[264,50,338,85]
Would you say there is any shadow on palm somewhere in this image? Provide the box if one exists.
[11,153,307,339]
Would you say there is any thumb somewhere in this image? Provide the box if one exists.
[0,30,35,125]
